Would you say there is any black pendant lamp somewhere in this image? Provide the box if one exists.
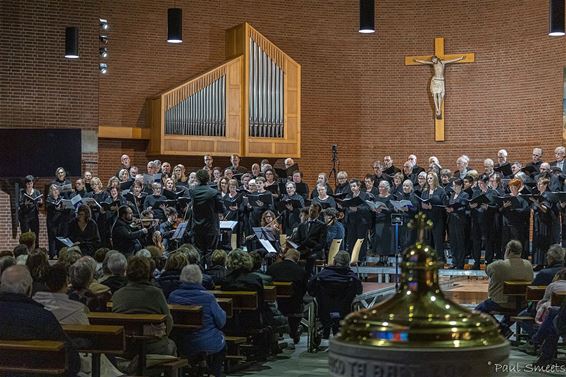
[65,26,79,58]
[549,0,565,36]
[359,0,375,33]
[167,8,182,43]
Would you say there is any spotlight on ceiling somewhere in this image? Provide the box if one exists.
[99,63,108,74]
[99,35,109,45]
[359,0,375,34]
[99,18,109,31]
[167,8,182,43]
[549,0,565,36]
[99,47,108,58]
[65,26,79,58]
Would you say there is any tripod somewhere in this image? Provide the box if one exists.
[328,144,339,187]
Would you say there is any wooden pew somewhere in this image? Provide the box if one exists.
[217,297,234,318]
[0,340,67,376]
[526,285,547,301]
[62,324,125,377]
[210,291,258,311]
[503,280,532,311]
[273,281,293,298]
[551,291,566,306]
[88,312,166,376]
[169,304,203,330]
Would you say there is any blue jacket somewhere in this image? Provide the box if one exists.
[168,282,226,354]
[533,263,564,286]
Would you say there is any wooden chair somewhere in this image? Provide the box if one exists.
[210,291,258,311]
[327,239,342,266]
[216,297,234,318]
[526,285,547,302]
[169,304,203,330]
[0,340,67,376]
[350,238,365,276]
[264,285,277,302]
[62,324,125,377]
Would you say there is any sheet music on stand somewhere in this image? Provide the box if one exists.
[251,227,277,253]
[220,221,238,230]
[172,221,188,240]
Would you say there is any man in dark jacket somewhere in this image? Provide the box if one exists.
[0,265,80,376]
[308,251,362,348]
[289,204,327,277]
[532,244,565,286]
[266,248,308,344]
[190,170,225,255]
[111,205,148,255]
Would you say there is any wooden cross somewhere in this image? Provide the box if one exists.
[405,37,475,142]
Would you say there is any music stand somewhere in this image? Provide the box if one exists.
[391,213,404,291]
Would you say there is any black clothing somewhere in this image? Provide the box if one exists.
[205,265,227,285]
[67,218,101,257]
[289,218,327,276]
[344,191,372,261]
[420,187,447,261]
[190,184,224,254]
[0,293,80,377]
[281,193,305,236]
[144,194,167,221]
[111,217,146,255]
[100,275,128,294]
[447,191,469,269]
[18,188,41,247]
[45,195,72,257]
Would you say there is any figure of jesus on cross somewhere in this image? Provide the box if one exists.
[405,37,475,141]
[413,55,464,119]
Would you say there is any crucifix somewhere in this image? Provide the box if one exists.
[405,37,475,141]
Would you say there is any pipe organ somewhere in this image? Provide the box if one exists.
[147,23,300,157]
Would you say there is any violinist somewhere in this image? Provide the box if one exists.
[322,208,344,252]
[18,175,42,248]
[160,207,180,251]
[111,205,148,256]
[287,204,327,277]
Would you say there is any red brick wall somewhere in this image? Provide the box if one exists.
[96,0,565,184]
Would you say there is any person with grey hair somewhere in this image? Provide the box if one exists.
[0,255,16,277]
[0,265,81,376]
[308,250,362,348]
[68,259,111,311]
[168,264,226,376]
[533,244,565,286]
[100,253,128,294]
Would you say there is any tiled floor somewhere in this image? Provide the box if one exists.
[227,337,564,377]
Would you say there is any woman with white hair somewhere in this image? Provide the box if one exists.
[168,264,226,377]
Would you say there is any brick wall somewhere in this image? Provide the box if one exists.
[96,0,566,184]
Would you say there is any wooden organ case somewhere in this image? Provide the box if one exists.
[147,23,301,158]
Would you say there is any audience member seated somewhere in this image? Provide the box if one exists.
[25,249,50,295]
[475,240,534,336]
[99,252,128,294]
[13,243,29,264]
[532,244,565,286]
[531,300,566,366]
[112,256,177,356]
[34,263,90,324]
[33,263,122,377]
[157,251,188,298]
[0,255,16,276]
[249,250,273,286]
[204,249,227,285]
[68,258,111,312]
[94,247,111,278]
[266,249,308,345]
[168,265,226,377]
[184,247,215,290]
[308,250,362,349]
[0,265,80,376]
[222,249,271,329]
